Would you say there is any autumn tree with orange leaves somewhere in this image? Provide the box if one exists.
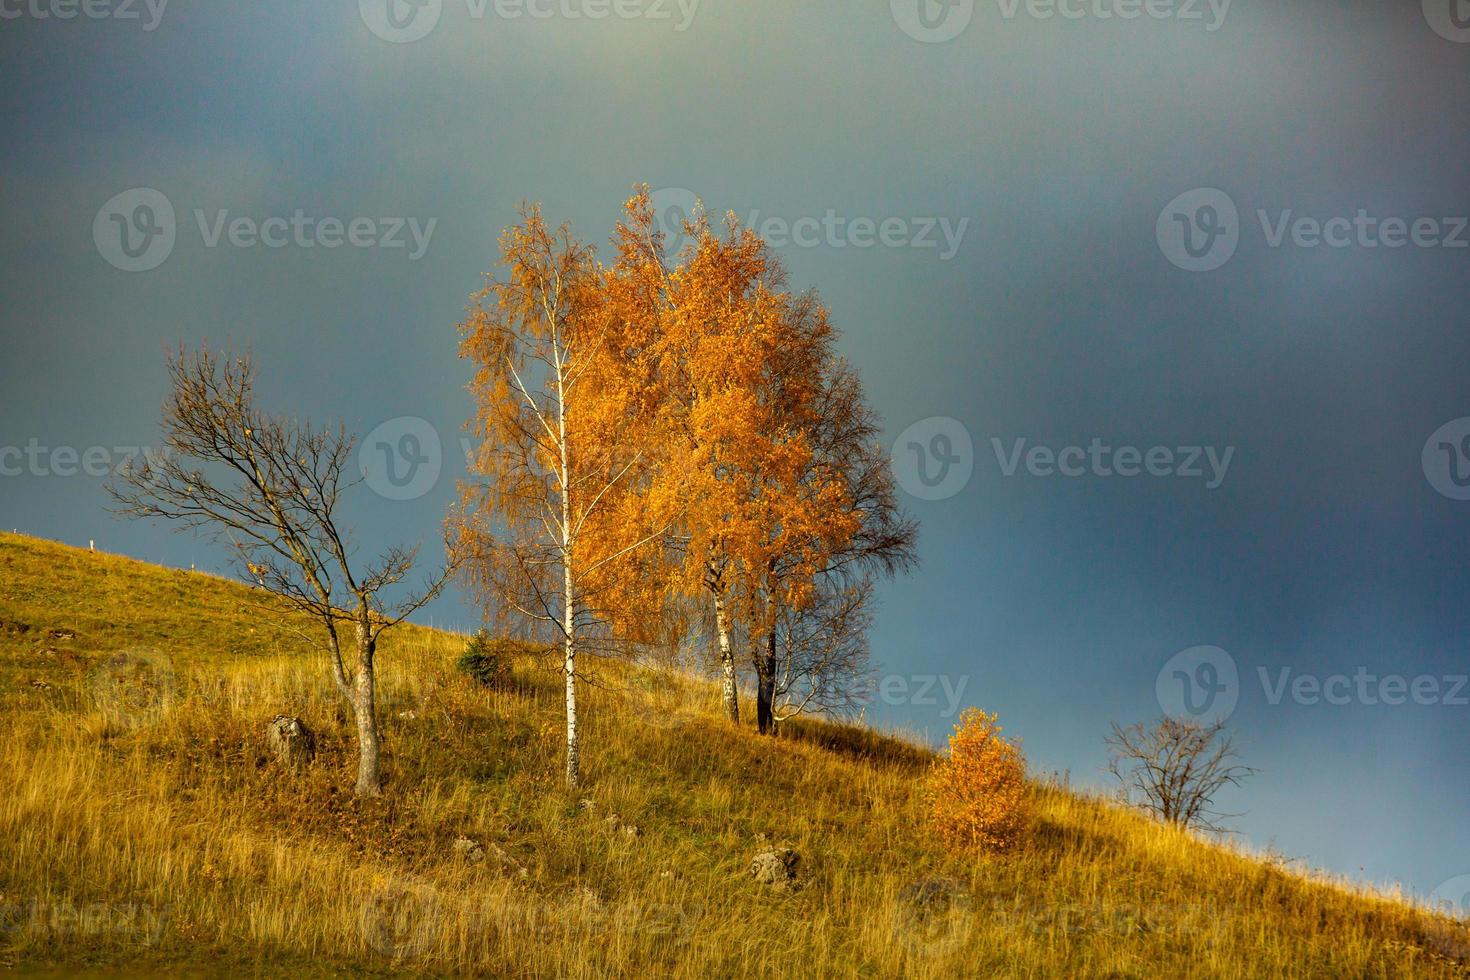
[929,708,1031,852]
[452,204,672,788]
[455,190,917,778]
[604,188,916,733]
[606,191,849,730]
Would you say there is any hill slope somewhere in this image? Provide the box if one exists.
[0,531,1465,978]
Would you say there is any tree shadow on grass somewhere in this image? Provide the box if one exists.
[1027,816,1127,865]
[779,717,934,773]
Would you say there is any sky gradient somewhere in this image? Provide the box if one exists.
[2,0,1468,905]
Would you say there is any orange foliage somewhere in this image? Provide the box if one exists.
[451,203,670,642]
[928,708,1031,852]
[606,188,860,648]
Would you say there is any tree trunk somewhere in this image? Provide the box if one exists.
[713,590,739,723]
[558,373,579,790]
[352,620,381,796]
[563,562,579,789]
[756,625,777,735]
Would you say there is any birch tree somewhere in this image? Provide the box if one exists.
[609,190,838,726]
[454,204,667,788]
[107,347,455,796]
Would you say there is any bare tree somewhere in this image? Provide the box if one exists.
[765,574,876,723]
[756,358,919,733]
[107,346,456,797]
[1104,716,1257,833]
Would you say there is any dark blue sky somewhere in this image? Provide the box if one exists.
[2,0,1468,903]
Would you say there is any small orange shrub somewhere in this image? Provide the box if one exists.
[928,708,1030,852]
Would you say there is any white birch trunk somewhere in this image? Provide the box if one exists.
[714,591,739,723]
[557,361,580,789]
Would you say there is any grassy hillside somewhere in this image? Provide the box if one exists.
[0,530,1466,978]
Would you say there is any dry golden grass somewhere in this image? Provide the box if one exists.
[1,530,1467,977]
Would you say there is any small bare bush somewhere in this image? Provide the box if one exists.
[1105,716,1255,834]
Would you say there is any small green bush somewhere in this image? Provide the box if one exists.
[456,630,513,689]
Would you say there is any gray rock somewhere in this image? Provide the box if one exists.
[266,715,315,767]
[485,842,530,878]
[602,813,642,839]
[452,836,486,864]
[750,848,800,888]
